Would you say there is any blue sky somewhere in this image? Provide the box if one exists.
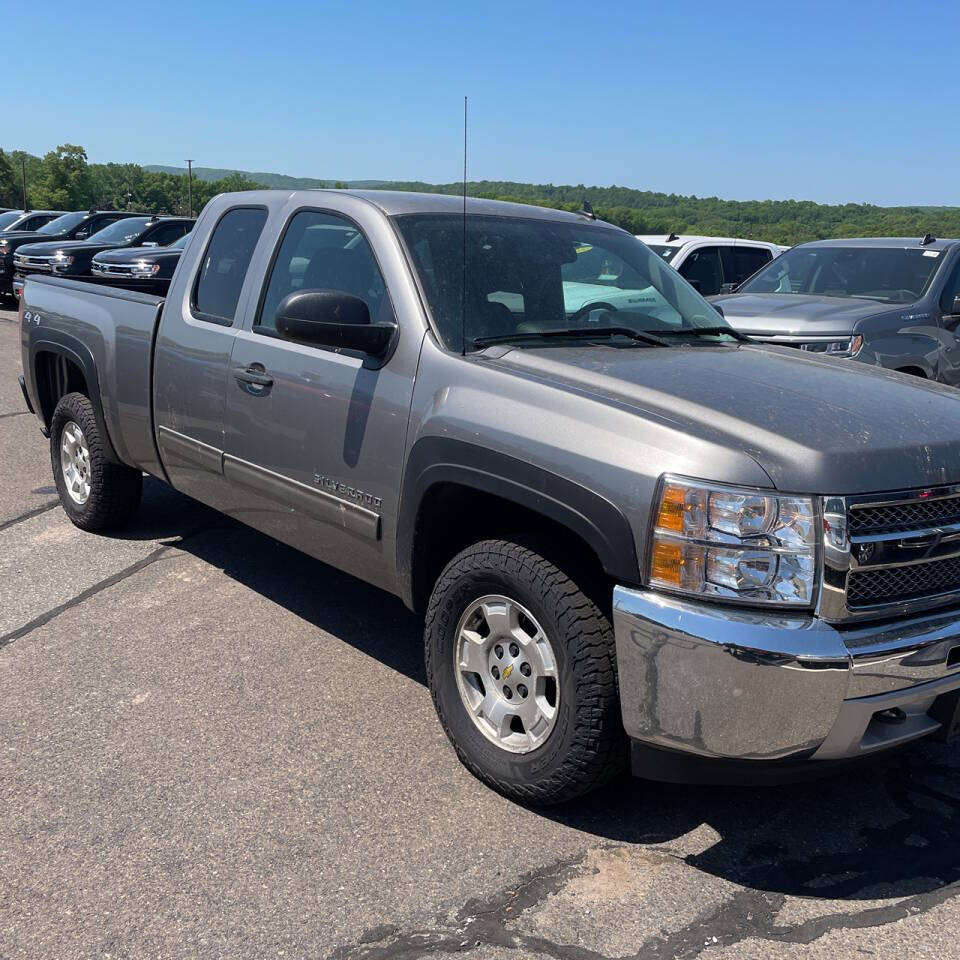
[4,0,957,206]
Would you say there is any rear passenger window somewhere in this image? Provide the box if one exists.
[257,210,388,333]
[679,247,724,296]
[730,247,773,285]
[193,207,267,325]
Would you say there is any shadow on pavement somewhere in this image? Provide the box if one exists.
[109,478,960,905]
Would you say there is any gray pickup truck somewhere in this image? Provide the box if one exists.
[17,190,960,803]
[712,237,960,383]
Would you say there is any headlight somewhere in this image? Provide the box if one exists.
[799,335,862,357]
[131,260,160,278]
[648,476,817,606]
[0,241,9,254]
[52,251,74,264]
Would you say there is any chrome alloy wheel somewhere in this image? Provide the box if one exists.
[454,595,560,753]
[60,421,92,505]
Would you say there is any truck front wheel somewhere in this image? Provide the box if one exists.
[50,392,142,531]
[424,538,626,804]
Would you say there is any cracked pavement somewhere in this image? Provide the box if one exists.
[1,305,960,958]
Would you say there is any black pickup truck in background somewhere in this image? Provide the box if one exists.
[90,230,192,295]
[0,209,142,299]
[12,215,194,293]
[0,210,66,233]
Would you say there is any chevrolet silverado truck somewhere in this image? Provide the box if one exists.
[90,230,192,295]
[712,237,960,382]
[0,209,142,299]
[17,190,960,803]
[12,215,193,294]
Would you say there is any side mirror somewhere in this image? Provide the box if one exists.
[275,290,396,358]
[140,241,158,248]
[719,282,738,295]
[75,229,89,240]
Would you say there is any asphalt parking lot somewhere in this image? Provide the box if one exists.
[2,304,960,959]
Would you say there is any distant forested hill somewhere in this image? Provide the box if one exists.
[2,147,958,246]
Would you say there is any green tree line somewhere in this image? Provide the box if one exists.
[3,145,959,246]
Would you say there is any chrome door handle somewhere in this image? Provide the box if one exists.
[233,365,273,388]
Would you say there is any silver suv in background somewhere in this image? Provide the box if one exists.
[712,237,960,383]
[637,234,787,296]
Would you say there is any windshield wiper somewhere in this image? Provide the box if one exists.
[472,326,669,349]
[647,325,752,343]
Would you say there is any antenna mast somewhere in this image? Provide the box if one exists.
[461,95,468,356]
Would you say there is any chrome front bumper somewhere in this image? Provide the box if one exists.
[613,586,960,766]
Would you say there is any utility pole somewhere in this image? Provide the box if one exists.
[186,159,194,218]
[20,157,27,211]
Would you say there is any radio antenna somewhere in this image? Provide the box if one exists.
[461,95,468,356]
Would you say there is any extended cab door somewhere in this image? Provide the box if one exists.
[153,204,269,510]
[935,255,960,386]
[222,200,421,593]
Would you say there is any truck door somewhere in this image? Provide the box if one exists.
[935,256,960,385]
[222,206,416,593]
[153,205,268,511]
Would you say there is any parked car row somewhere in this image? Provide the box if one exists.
[0,208,193,300]
[17,189,960,804]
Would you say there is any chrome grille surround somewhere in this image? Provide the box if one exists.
[820,484,960,622]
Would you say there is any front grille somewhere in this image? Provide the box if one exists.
[850,495,960,535]
[848,554,960,607]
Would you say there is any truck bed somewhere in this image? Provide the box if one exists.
[19,275,166,477]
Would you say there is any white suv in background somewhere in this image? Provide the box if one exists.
[636,234,788,296]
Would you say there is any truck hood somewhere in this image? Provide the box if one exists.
[94,245,182,265]
[709,293,889,336]
[486,343,960,494]
[17,240,120,256]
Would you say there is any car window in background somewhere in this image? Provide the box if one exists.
[257,211,387,332]
[193,207,267,324]
[87,217,151,244]
[940,260,960,314]
[645,244,680,263]
[741,246,942,303]
[0,212,23,231]
[395,214,727,350]
[729,246,772,285]
[19,213,56,231]
[145,221,191,246]
[37,211,87,236]
[169,233,192,250]
[678,246,724,295]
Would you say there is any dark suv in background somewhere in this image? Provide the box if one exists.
[12,215,194,292]
[0,210,66,233]
[91,230,192,295]
[0,209,141,298]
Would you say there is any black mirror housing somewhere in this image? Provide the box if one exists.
[719,282,738,295]
[275,290,396,358]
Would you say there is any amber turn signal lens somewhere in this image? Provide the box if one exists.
[656,483,687,533]
[650,540,684,585]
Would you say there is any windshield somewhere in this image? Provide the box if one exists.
[87,217,151,245]
[395,214,731,351]
[0,212,24,231]
[38,211,87,236]
[170,232,191,250]
[645,244,680,263]
[739,245,942,304]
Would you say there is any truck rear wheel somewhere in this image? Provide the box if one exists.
[424,538,626,804]
[50,392,142,531]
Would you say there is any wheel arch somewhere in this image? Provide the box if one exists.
[397,437,639,612]
[30,332,120,463]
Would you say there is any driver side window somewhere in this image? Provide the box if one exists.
[257,210,388,334]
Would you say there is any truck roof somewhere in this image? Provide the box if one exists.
[234,188,604,225]
[796,236,960,251]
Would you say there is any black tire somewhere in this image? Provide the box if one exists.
[425,538,627,804]
[50,392,142,531]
